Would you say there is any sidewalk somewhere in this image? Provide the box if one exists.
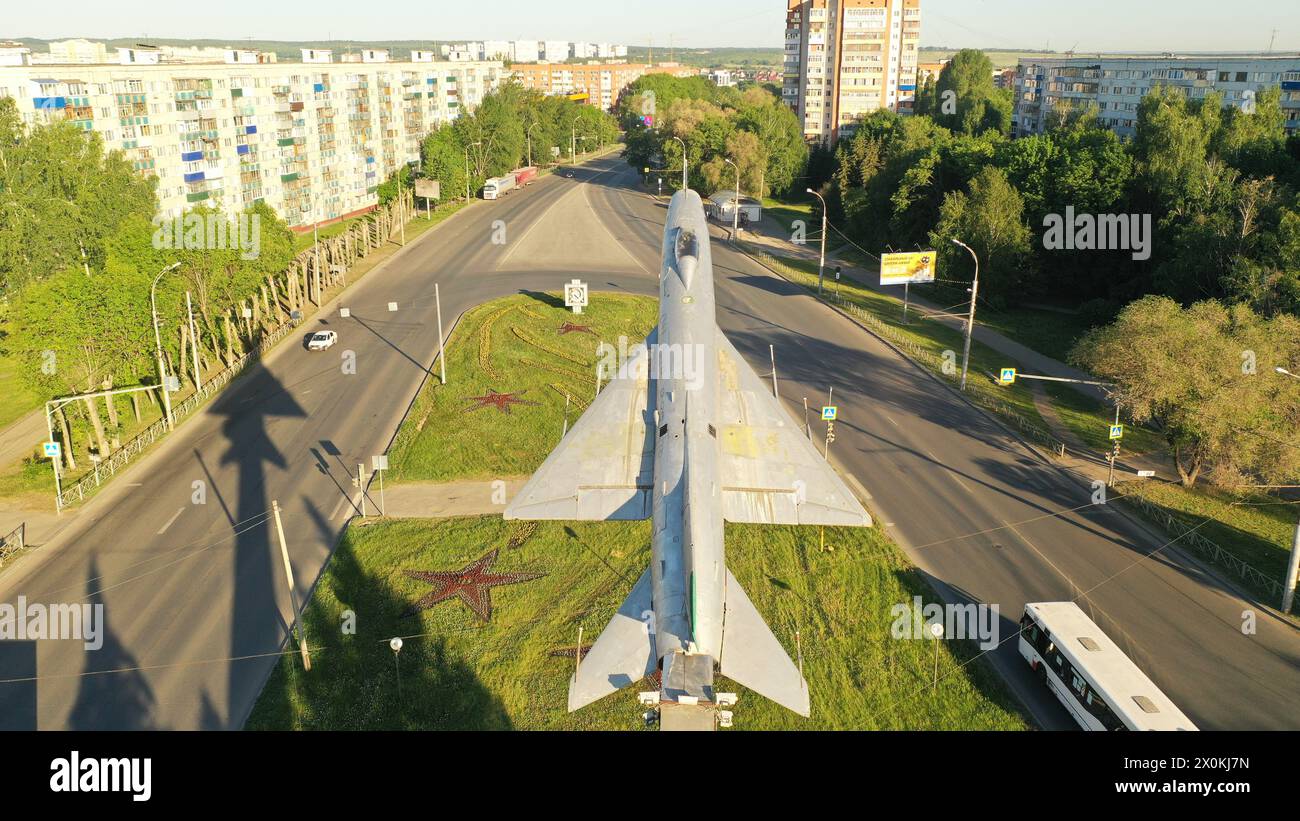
[0,409,44,469]
[371,479,527,519]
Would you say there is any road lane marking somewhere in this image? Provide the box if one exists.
[156,506,185,535]
[885,414,899,427]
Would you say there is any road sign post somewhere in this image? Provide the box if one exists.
[272,499,311,671]
[564,279,589,315]
[372,454,389,516]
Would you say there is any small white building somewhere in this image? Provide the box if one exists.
[360,49,389,63]
[410,49,437,63]
[706,192,762,225]
[301,48,333,63]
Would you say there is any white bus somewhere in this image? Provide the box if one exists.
[482,174,516,200]
[1018,602,1197,731]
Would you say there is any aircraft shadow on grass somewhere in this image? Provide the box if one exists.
[245,498,511,730]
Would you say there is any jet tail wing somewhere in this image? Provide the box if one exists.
[719,568,810,717]
[714,326,871,527]
[568,567,658,712]
[505,330,657,521]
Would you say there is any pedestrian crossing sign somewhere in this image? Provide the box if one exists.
[821,406,838,421]
[43,441,61,459]
[1109,424,1124,440]
[999,368,1016,385]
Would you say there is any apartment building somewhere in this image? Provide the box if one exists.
[512,61,680,111]
[0,51,505,228]
[1014,54,1300,138]
[783,0,921,145]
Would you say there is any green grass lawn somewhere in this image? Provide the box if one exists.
[1114,481,1298,613]
[387,291,658,484]
[250,291,1029,730]
[1041,380,1164,456]
[762,196,815,237]
[247,516,1027,731]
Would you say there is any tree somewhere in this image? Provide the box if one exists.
[929,166,1033,300]
[0,97,156,297]
[1072,296,1300,487]
[933,50,1012,136]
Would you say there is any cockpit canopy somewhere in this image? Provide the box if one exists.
[674,228,699,288]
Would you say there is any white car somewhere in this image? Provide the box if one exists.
[307,330,338,351]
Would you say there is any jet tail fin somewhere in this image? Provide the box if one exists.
[568,567,657,712]
[719,569,811,717]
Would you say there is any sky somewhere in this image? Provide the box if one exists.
[4,0,1297,53]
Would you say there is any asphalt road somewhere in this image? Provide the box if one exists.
[1,153,1296,730]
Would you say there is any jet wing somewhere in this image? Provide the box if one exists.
[504,330,656,521]
[714,326,871,527]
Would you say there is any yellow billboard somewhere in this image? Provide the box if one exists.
[880,251,937,285]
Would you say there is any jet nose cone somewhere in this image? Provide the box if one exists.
[679,256,696,289]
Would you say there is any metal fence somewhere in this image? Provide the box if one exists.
[56,318,299,509]
[0,522,25,562]
[1116,487,1284,601]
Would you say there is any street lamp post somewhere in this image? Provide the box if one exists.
[1274,366,1300,614]
[724,158,740,242]
[150,261,182,431]
[672,136,688,190]
[571,116,583,164]
[527,121,539,168]
[463,141,481,201]
[951,238,981,392]
[311,199,322,305]
[806,188,827,296]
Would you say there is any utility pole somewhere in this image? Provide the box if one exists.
[436,282,447,385]
[150,261,181,431]
[807,188,828,296]
[724,158,739,242]
[463,141,480,202]
[1283,513,1300,615]
[357,464,368,517]
[272,500,311,671]
[769,344,779,401]
[186,290,201,391]
[951,238,980,391]
[527,121,539,168]
[397,168,405,246]
[312,203,322,305]
[672,136,688,190]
